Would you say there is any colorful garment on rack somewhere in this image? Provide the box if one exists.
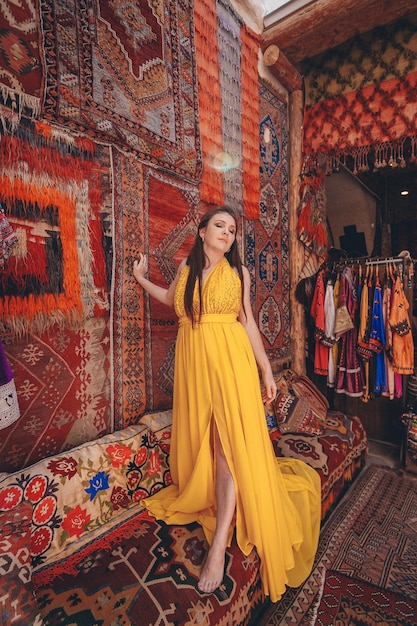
[382,277,395,400]
[335,268,364,397]
[0,337,20,429]
[389,275,414,375]
[357,274,374,362]
[369,277,387,395]
[324,278,336,386]
[310,270,330,376]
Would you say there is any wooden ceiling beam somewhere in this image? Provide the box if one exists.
[261,0,417,64]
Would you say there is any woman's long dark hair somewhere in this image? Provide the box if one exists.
[184,205,244,325]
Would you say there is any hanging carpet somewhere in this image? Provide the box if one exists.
[111,151,147,429]
[0,123,113,472]
[246,82,290,365]
[144,167,200,410]
[302,15,417,157]
[0,123,110,336]
[39,0,202,182]
[0,0,42,118]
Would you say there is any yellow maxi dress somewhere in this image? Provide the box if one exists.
[141,257,321,602]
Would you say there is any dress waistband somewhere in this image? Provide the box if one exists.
[178,313,238,327]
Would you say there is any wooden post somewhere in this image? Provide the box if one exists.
[289,90,306,374]
[263,44,302,93]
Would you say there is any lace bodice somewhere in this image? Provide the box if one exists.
[174,257,241,318]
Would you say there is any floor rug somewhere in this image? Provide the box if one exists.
[256,464,417,625]
[314,569,417,625]
[34,510,264,626]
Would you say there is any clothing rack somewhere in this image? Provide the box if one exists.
[327,254,406,280]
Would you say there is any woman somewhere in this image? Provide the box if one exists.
[133,205,320,601]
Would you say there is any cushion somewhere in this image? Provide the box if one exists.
[274,369,299,394]
[0,422,172,574]
[290,374,329,423]
[0,501,43,625]
[273,392,323,435]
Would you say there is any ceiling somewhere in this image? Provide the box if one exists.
[261,0,417,66]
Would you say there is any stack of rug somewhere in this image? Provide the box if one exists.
[255,464,417,625]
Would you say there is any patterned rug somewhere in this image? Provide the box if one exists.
[39,0,201,182]
[0,124,113,471]
[144,168,200,410]
[315,570,417,625]
[0,0,42,117]
[256,465,417,624]
[246,83,290,367]
[111,151,147,428]
[33,510,265,626]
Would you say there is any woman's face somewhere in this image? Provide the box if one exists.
[200,212,237,253]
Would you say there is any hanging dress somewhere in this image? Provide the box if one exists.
[141,257,321,602]
[389,275,414,375]
[382,274,395,399]
[369,276,387,395]
[323,277,336,386]
[310,269,330,376]
[335,267,364,397]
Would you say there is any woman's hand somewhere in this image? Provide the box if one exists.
[133,253,148,285]
[261,369,277,404]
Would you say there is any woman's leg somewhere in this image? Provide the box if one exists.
[198,427,236,593]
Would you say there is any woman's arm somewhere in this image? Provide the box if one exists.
[133,254,185,308]
[238,265,277,403]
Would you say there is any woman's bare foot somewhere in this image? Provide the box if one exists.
[198,545,225,593]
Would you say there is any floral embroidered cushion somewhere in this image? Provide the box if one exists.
[0,415,172,574]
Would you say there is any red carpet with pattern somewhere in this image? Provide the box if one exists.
[256,464,417,625]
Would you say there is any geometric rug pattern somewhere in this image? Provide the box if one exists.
[111,151,147,428]
[245,82,290,367]
[1,319,112,472]
[302,16,417,158]
[258,465,417,624]
[0,127,113,471]
[144,167,200,410]
[34,510,264,626]
[39,0,202,182]
[315,569,417,626]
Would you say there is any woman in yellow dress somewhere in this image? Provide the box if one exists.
[133,205,321,601]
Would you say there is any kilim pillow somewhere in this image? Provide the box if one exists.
[290,374,329,424]
[274,392,323,435]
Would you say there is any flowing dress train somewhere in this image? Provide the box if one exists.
[141,257,321,602]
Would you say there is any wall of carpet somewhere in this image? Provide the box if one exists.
[301,13,417,168]
[0,0,290,472]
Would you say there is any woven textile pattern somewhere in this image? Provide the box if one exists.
[1,319,112,472]
[0,125,113,471]
[315,570,417,625]
[260,465,417,624]
[217,0,244,214]
[39,0,201,181]
[144,167,200,409]
[34,511,264,626]
[246,82,290,365]
[0,502,43,626]
[0,125,110,335]
[302,16,417,156]
[112,151,146,428]
[0,0,42,116]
